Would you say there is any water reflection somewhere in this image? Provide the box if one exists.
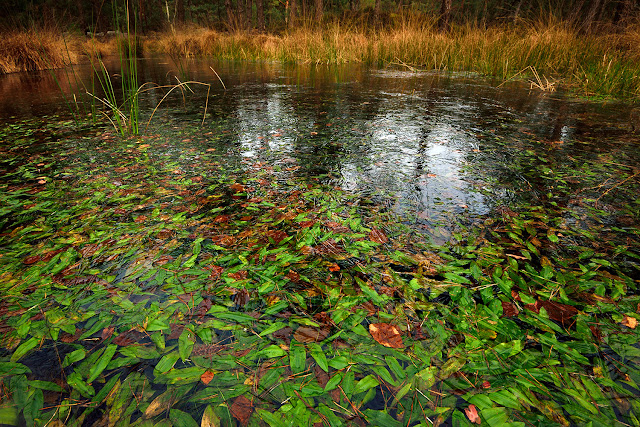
[1,59,638,240]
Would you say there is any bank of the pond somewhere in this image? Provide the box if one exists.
[2,18,640,99]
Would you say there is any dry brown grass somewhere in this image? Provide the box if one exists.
[0,30,78,74]
[2,18,640,98]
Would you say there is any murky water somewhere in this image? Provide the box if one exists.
[1,59,639,242]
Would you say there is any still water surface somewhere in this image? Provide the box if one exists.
[1,59,638,241]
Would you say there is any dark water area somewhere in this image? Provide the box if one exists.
[2,58,639,243]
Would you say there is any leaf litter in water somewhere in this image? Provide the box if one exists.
[0,109,639,427]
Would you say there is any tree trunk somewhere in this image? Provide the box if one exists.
[245,0,252,29]
[315,0,323,23]
[438,0,452,32]
[225,0,234,29]
[257,0,265,31]
[176,0,185,24]
[288,0,297,28]
[374,0,381,23]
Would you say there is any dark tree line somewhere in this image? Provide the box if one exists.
[1,0,638,33]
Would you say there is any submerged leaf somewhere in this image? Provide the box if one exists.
[369,323,403,348]
[230,395,253,426]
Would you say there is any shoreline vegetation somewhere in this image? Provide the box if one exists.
[1,16,640,99]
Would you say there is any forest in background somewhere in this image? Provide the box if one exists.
[1,0,639,34]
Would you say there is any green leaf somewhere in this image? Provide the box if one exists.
[87,344,117,383]
[325,372,342,392]
[290,343,306,374]
[257,345,286,358]
[62,349,86,368]
[155,351,181,374]
[179,328,195,362]
[67,372,95,397]
[309,343,328,372]
[352,375,379,395]
[10,337,39,362]
[0,362,31,376]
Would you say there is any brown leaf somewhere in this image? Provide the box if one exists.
[214,215,230,223]
[272,327,293,342]
[134,215,147,223]
[206,265,224,278]
[196,298,212,318]
[325,221,350,233]
[540,300,578,325]
[230,183,246,193]
[369,323,404,348]
[101,327,115,340]
[314,365,329,388]
[228,271,248,281]
[23,255,41,265]
[266,230,288,244]
[622,316,638,329]
[298,220,316,228]
[465,404,481,424]
[524,300,578,325]
[153,255,174,266]
[59,329,83,343]
[286,270,301,283]
[293,326,331,343]
[233,288,250,307]
[200,370,215,385]
[368,228,388,244]
[589,325,603,342]
[501,301,519,317]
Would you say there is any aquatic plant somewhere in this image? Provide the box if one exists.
[0,106,638,425]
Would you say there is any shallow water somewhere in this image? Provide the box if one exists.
[2,58,638,243]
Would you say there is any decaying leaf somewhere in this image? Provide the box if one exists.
[230,395,253,426]
[368,228,388,244]
[200,370,215,385]
[369,323,403,348]
[464,404,481,424]
[293,326,331,343]
[501,301,519,317]
[622,316,638,329]
[524,300,577,325]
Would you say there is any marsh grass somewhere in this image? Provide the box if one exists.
[148,17,640,98]
[0,30,78,74]
[2,14,640,99]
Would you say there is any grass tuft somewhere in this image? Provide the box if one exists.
[0,30,78,74]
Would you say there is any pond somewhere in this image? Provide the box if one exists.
[1,59,639,426]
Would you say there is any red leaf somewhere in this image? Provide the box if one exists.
[23,255,41,265]
[230,395,254,426]
[328,263,340,272]
[266,230,288,244]
[200,370,215,385]
[465,404,481,424]
[214,215,230,223]
[501,301,519,317]
[369,323,404,348]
